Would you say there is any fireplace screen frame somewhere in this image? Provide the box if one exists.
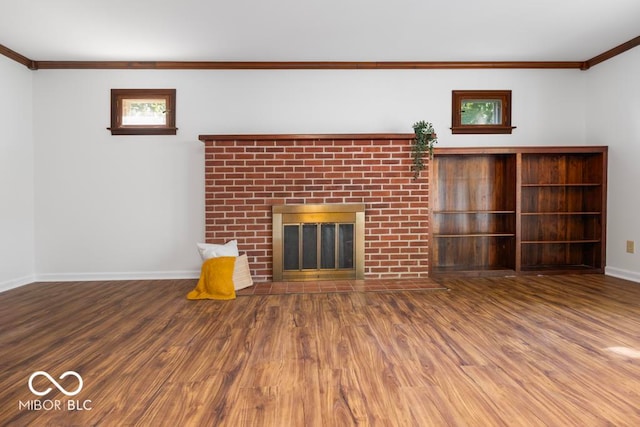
[272,204,365,281]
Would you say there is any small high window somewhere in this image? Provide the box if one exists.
[451,90,515,134]
[109,89,177,135]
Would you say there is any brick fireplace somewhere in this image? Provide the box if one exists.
[199,133,430,282]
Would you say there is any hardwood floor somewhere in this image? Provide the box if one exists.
[1,275,640,426]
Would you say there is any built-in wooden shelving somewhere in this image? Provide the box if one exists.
[430,146,607,276]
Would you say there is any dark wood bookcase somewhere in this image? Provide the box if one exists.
[430,146,607,276]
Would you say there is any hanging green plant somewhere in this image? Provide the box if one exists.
[411,120,438,180]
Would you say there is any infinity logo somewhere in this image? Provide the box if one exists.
[28,371,83,397]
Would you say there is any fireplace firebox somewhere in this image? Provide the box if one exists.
[272,204,365,281]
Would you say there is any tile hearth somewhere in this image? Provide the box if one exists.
[236,278,446,296]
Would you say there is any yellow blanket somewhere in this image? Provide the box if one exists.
[187,256,236,300]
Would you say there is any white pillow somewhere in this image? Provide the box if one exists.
[197,240,239,260]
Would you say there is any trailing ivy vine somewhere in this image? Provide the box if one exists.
[411,120,438,180]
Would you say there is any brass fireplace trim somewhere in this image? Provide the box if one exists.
[272,204,365,281]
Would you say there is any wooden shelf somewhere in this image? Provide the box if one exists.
[520,149,606,273]
[521,212,601,215]
[434,210,516,214]
[521,183,602,187]
[435,233,515,238]
[521,264,602,274]
[431,153,517,273]
[520,264,599,272]
[521,240,601,244]
[430,146,607,276]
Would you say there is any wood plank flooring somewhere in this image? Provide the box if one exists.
[1,274,640,426]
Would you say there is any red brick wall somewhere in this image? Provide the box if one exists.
[200,134,429,282]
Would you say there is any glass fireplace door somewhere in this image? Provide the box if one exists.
[282,222,355,278]
[272,204,365,281]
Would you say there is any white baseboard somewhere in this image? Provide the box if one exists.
[34,270,200,283]
[0,275,37,293]
[605,266,640,284]
[1,271,200,293]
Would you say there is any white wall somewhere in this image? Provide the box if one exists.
[4,52,638,285]
[33,71,204,280]
[31,68,589,280]
[587,48,640,282]
[0,56,35,291]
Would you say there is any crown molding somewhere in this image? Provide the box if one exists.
[583,35,640,70]
[0,44,37,69]
[33,60,584,70]
[1,36,638,71]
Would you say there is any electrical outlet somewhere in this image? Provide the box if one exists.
[627,240,635,254]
